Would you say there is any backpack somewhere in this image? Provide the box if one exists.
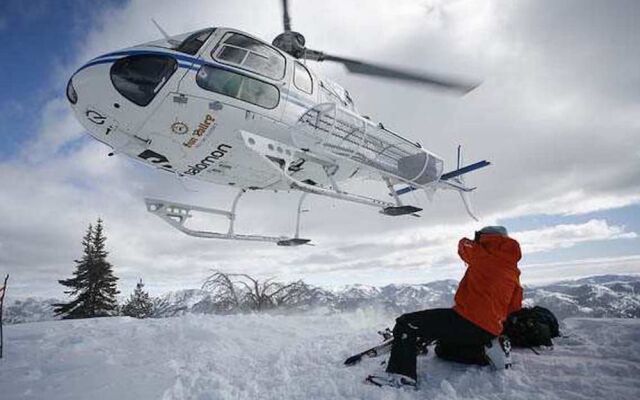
[503,306,560,347]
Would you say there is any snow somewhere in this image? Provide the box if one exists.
[1,311,639,400]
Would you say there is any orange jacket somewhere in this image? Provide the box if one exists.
[453,234,523,336]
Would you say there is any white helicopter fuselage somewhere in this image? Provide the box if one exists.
[68,27,372,191]
[67,26,485,245]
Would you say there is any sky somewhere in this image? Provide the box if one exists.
[1,0,639,298]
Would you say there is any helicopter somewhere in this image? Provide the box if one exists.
[66,0,490,246]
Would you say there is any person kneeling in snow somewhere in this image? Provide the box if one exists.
[367,226,523,389]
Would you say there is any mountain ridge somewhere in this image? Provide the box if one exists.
[4,274,639,324]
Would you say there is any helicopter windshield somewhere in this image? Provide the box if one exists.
[174,28,215,55]
[212,33,285,80]
[144,28,215,56]
[111,54,178,106]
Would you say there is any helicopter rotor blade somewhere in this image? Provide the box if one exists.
[282,0,292,31]
[304,51,480,94]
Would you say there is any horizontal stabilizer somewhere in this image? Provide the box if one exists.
[395,185,418,196]
[440,160,491,181]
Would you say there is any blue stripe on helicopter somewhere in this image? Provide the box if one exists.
[77,50,229,76]
[76,59,198,73]
[87,49,207,67]
[439,160,491,181]
[395,186,417,195]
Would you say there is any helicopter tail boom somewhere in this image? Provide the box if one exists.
[393,146,490,221]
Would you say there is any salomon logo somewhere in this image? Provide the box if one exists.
[183,144,232,176]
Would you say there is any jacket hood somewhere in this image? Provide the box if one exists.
[478,234,522,268]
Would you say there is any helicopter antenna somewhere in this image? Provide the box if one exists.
[151,18,180,46]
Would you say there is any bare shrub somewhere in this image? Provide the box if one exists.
[202,271,312,312]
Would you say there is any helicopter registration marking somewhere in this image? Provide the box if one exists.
[182,114,217,149]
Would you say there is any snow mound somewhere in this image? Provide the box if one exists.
[1,312,639,400]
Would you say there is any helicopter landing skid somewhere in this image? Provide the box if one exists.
[144,191,311,246]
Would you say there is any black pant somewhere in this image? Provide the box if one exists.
[386,308,494,380]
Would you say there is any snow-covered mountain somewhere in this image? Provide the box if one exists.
[3,297,58,324]
[525,275,640,320]
[4,274,639,324]
[150,274,640,319]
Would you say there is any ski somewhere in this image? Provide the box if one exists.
[344,337,395,366]
[344,328,431,366]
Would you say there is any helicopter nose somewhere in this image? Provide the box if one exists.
[66,52,128,119]
[65,54,125,134]
[70,51,180,110]
[66,58,106,108]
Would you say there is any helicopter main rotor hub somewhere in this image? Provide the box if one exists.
[272,31,307,59]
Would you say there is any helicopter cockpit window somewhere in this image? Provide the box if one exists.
[110,55,178,107]
[175,28,215,55]
[213,33,285,80]
[196,65,280,109]
[294,62,313,94]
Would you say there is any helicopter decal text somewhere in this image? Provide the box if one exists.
[86,109,106,125]
[183,144,232,176]
[137,149,173,170]
[183,114,217,149]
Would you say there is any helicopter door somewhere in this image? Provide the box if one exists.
[283,61,317,123]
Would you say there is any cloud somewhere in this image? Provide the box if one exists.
[22,98,85,162]
[264,219,637,288]
[517,219,637,253]
[520,255,640,285]
[1,0,640,297]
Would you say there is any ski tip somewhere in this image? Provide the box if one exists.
[344,355,361,366]
[364,375,382,387]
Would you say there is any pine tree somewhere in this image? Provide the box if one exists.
[53,219,120,319]
[89,219,119,315]
[122,279,154,319]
